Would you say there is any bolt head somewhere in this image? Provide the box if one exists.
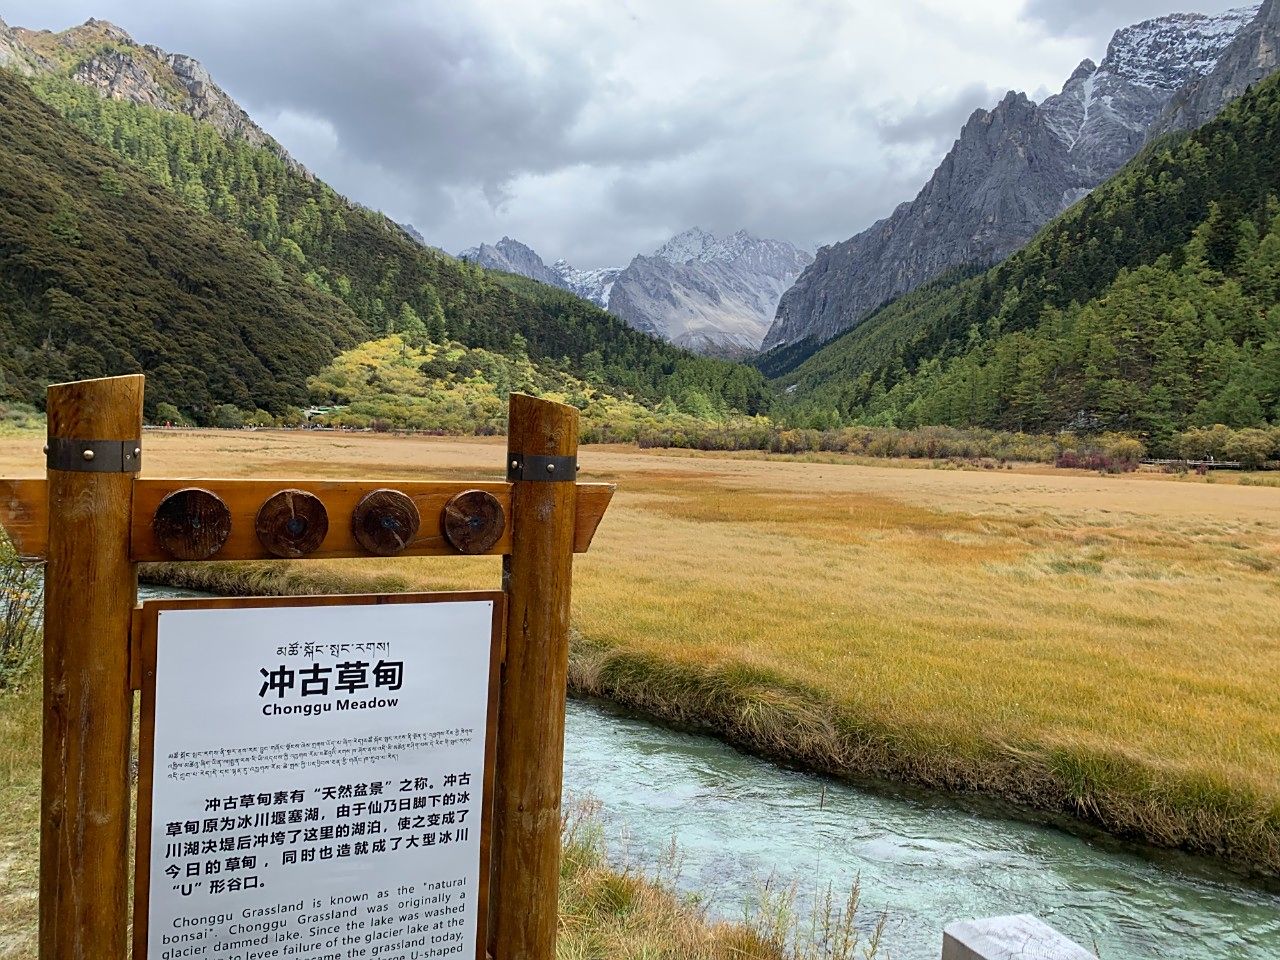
[42,444,49,455]
[546,462,555,473]
[82,449,95,462]
[134,447,141,457]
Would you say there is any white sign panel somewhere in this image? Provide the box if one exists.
[141,598,498,960]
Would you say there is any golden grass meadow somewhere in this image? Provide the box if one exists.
[1,427,1278,953]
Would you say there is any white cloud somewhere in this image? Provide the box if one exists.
[2,0,1251,265]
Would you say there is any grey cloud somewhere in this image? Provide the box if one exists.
[1022,0,1248,37]
[3,0,1117,266]
[873,82,1004,147]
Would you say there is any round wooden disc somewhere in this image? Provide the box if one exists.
[254,489,329,558]
[442,489,506,555]
[152,488,232,560]
[351,489,421,556]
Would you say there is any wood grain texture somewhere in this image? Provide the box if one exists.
[254,488,329,558]
[351,488,421,556]
[572,482,613,553]
[442,489,505,555]
[152,488,232,560]
[0,478,47,556]
[41,374,143,960]
[4,478,613,560]
[489,394,580,960]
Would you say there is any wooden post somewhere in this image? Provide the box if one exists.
[490,393,579,960]
[40,375,143,960]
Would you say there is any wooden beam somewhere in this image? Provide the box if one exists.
[41,374,142,960]
[490,394,579,960]
[1,477,614,561]
[133,479,511,560]
[0,479,47,557]
[573,481,614,552]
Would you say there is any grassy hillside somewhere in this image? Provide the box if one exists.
[782,74,1280,446]
[0,69,363,417]
[21,56,768,420]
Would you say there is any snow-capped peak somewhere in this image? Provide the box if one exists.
[654,227,718,263]
[1102,5,1259,90]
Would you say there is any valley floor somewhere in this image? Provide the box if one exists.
[2,431,1278,877]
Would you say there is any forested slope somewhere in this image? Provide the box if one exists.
[781,73,1280,444]
[23,68,768,417]
[0,70,362,416]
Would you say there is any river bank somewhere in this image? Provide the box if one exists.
[2,430,1277,876]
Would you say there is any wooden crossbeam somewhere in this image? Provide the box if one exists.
[0,477,614,561]
[0,479,43,558]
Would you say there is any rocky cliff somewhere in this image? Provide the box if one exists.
[0,16,47,75]
[6,18,304,174]
[607,228,812,354]
[1151,0,1280,134]
[763,5,1260,352]
[458,237,572,291]
[458,228,810,354]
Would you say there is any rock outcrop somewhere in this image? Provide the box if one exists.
[764,6,1261,351]
[459,228,810,354]
[9,18,305,174]
[458,237,572,291]
[1151,0,1280,134]
[607,228,813,354]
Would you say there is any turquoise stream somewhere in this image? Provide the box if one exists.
[562,700,1280,960]
[137,587,1280,960]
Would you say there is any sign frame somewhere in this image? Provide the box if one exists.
[132,590,506,960]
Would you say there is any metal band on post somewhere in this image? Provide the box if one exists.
[506,453,577,482]
[45,438,142,473]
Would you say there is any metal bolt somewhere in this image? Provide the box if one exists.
[134,447,141,457]
[546,462,555,474]
[42,444,49,455]
[510,459,520,470]
[82,449,95,462]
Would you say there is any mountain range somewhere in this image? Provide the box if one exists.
[2,3,1278,442]
[763,4,1267,353]
[0,15,766,420]
[778,60,1280,441]
[460,228,812,355]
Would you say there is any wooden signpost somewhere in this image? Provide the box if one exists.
[0,374,615,960]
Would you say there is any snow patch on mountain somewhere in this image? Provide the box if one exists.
[1105,6,1259,88]
[608,228,813,354]
[552,260,621,309]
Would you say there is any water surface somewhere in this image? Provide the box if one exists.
[564,699,1280,960]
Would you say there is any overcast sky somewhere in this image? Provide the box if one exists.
[3,0,1252,266]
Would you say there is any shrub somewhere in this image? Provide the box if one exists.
[1173,424,1280,468]
[1223,428,1276,469]
[212,403,245,429]
[1101,434,1146,468]
[153,401,185,426]
[0,536,43,686]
